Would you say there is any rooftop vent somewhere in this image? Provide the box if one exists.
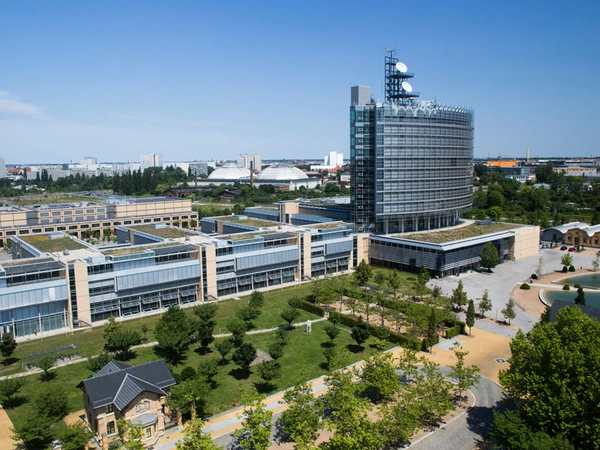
[48,232,65,240]
[151,223,167,229]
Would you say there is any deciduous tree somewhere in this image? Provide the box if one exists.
[451,280,468,311]
[502,298,516,325]
[176,418,224,450]
[232,342,257,374]
[234,387,273,450]
[155,305,192,365]
[354,259,372,285]
[350,317,370,351]
[480,242,499,271]
[0,378,23,410]
[449,347,480,399]
[214,339,233,365]
[280,371,324,450]
[281,307,300,328]
[499,307,600,448]
[478,289,492,318]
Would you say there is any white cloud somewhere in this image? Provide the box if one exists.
[0,91,47,119]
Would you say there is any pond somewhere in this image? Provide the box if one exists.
[555,273,600,289]
[540,289,600,309]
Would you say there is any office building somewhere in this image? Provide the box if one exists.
[351,50,474,234]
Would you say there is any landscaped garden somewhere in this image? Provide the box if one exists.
[0,263,470,449]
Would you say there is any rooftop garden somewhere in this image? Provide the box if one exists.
[131,224,195,239]
[20,234,88,252]
[399,222,521,244]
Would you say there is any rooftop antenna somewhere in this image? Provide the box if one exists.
[384,48,419,105]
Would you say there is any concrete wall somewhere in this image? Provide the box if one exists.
[511,226,540,260]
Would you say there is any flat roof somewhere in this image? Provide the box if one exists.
[395,221,522,244]
[19,234,88,252]
[130,224,196,239]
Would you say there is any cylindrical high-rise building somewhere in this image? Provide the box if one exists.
[351,50,473,234]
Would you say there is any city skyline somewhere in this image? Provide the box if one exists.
[1,0,599,163]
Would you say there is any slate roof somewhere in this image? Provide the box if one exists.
[79,359,176,410]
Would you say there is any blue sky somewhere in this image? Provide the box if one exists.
[1,0,598,164]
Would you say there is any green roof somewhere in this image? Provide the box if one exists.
[131,224,195,239]
[20,234,87,252]
[398,222,521,244]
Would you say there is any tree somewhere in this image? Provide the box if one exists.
[425,307,438,352]
[255,360,281,391]
[268,341,284,361]
[140,323,149,342]
[499,307,600,448]
[214,339,233,365]
[280,371,324,450]
[249,290,265,309]
[0,378,23,410]
[233,387,273,450]
[117,419,145,450]
[193,303,219,353]
[502,298,517,325]
[575,286,586,305]
[491,410,574,450]
[478,289,492,318]
[236,305,261,330]
[0,333,17,365]
[350,317,370,351]
[102,315,120,352]
[415,265,430,296]
[176,418,224,450]
[110,328,142,360]
[169,377,211,420]
[449,347,480,399]
[466,300,476,336]
[55,421,95,450]
[226,317,247,346]
[354,259,372,285]
[197,358,220,387]
[281,307,300,328]
[593,254,600,272]
[37,354,55,382]
[232,342,257,374]
[11,411,54,450]
[155,305,192,365]
[324,324,340,345]
[480,242,499,271]
[86,351,114,373]
[34,384,69,420]
[488,205,503,222]
[560,253,573,269]
[358,352,399,401]
[451,280,468,311]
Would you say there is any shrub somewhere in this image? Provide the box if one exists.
[530,274,538,280]
[574,283,582,289]
[563,285,571,291]
[445,325,461,339]
[520,283,531,290]
[296,300,325,317]
[180,366,197,381]
[569,265,576,272]
[562,266,568,273]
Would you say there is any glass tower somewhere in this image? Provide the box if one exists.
[351,50,474,234]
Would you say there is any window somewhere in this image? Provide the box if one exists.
[106,421,115,435]
[145,427,152,438]
[106,404,113,414]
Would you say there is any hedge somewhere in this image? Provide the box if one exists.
[520,283,531,290]
[563,285,570,291]
[297,300,326,317]
[442,318,467,335]
[328,311,421,351]
[445,325,461,339]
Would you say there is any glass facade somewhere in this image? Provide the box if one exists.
[351,54,473,234]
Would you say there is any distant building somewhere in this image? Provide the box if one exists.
[140,154,163,171]
[0,158,6,179]
[310,151,344,171]
[80,157,98,165]
[238,153,262,171]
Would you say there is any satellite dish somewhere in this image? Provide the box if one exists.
[401,81,413,92]
[396,62,408,73]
